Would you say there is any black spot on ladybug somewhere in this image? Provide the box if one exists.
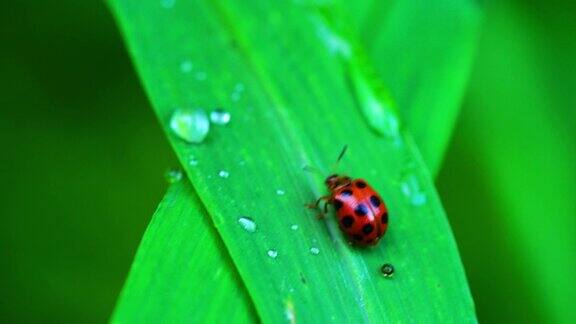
[354,204,368,216]
[382,211,389,224]
[370,195,381,207]
[341,215,354,228]
[363,224,374,234]
[352,234,363,241]
[341,189,353,197]
[355,180,367,189]
[334,199,343,210]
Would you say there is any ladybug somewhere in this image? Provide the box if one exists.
[307,146,389,246]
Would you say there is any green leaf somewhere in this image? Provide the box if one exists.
[439,2,576,322]
[343,0,482,175]
[110,0,474,321]
[112,179,257,323]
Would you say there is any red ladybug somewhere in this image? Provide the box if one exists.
[308,147,389,246]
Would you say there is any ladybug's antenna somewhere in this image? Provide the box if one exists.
[336,145,348,164]
[328,145,348,173]
[304,145,348,176]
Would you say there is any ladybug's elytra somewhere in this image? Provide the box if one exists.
[307,146,389,246]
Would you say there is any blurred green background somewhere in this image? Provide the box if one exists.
[1,1,574,323]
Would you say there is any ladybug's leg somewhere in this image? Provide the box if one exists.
[306,196,331,219]
[305,196,325,209]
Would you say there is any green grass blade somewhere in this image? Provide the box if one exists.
[110,0,475,322]
[439,2,576,322]
[112,179,257,323]
[342,0,482,175]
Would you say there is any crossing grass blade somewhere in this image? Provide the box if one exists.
[342,0,482,175]
[111,179,257,323]
[109,0,476,322]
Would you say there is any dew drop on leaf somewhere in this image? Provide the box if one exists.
[381,263,395,278]
[188,157,198,166]
[195,71,207,81]
[218,170,230,178]
[234,82,245,92]
[164,168,183,183]
[238,217,256,233]
[310,247,320,255]
[290,224,298,231]
[276,189,285,196]
[231,82,245,102]
[160,0,175,9]
[400,174,427,206]
[180,60,192,73]
[285,300,296,323]
[169,108,209,144]
[267,249,278,259]
[210,109,231,125]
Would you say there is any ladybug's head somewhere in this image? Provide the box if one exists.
[325,174,351,191]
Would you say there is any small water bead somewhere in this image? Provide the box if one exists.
[381,263,395,278]
[267,249,278,259]
[195,71,207,81]
[276,189,285,196]
[210,109,231,125]
[160,0,175,9]
[238,217,257,233]
[169,108,210,144]
[231,83,245,102]
[164,168,183,183]
[290,224,299,231]
[231,92,242,102]
[400,174,427,206]
[218,170,230,178]
[234,82,245,92]
[310,247,320,255]
[180,60,193,73]
[285,303,295,323]
[188,157,198,166]
[314,21,351,58]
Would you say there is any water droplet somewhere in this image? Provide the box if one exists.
[290,224,299,231]
[381,263,395,278]
[188,157,198,166]
[231,92,242,102]
[285,300,295,323]
[180,60,193,73]
[195,71,207,81]
[234,82,245,92]
[349,62,400,140]
[267,249,278,259]
[164,168,183,183]
[238,217,256,233]
[230,82,245,102]
[310,247,320,255]
[314,20,351,58]
[169,108,209,144]
[160,0,175,9]
[210,109,231,125]
[276,189,285,196]
[218,170,230,178]
[400,174,427,206]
